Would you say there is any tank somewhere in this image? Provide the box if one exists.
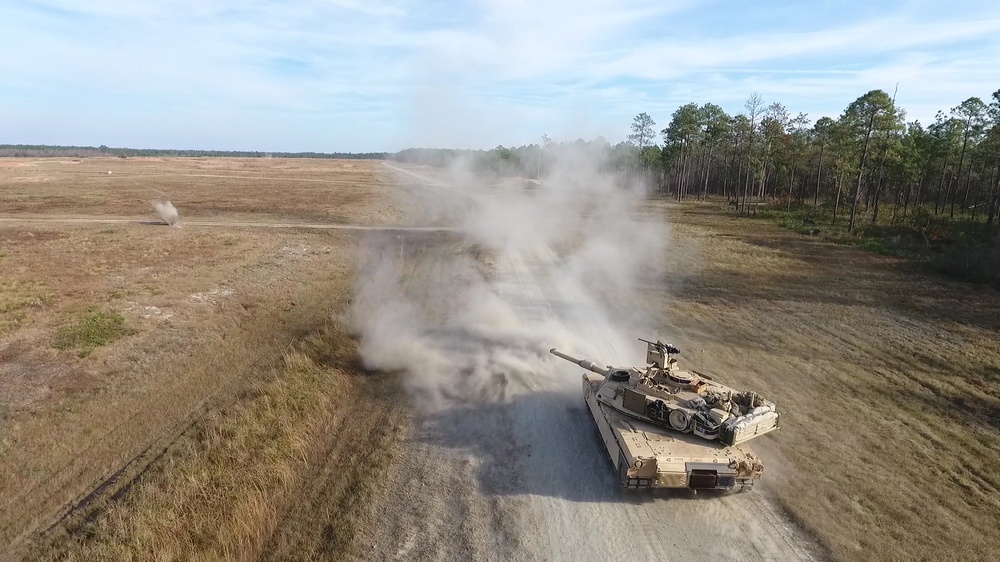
[550,339,777,491]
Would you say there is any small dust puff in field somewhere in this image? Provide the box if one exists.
[153,201,179,226]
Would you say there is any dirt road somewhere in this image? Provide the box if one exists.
[353,166,819,561]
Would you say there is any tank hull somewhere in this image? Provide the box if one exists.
[583,374,762,491]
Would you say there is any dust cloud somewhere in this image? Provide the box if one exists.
[349,146,668,406]
[153,201,179,226]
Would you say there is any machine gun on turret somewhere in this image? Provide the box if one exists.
[637,338,679,369]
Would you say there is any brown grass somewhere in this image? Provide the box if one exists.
[0,279,53,334]
[34,322,402,561]
[0,158,408,561]
[0,157,402,224]
[653,201,1000,562]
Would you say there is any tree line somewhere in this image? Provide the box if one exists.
[390,141,640,179]
[628,89,1000,232]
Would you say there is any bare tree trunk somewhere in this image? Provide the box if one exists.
[849,114,876,232]
[758,165,765,202]
[834,169,845,224]
[743,154,753,215]
[873,184,882,223]
[814,145,825,206]
[702,145,715,200]
[680,145,690,201]
[735,153,745,207]
[913,167,928,213]
[947,170,959,218]
[872,162,888,224]
[676,144,688,202]
[787,165,795,211]
[952,123,972,217]
[988,161,999,225]
[935,156,949,215]
[726,147,738,200]
[970,161,981,221]
[870,132,892,224]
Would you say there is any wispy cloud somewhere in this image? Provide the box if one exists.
[1,0,998,150]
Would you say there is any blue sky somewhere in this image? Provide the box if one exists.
[2,0,999,152]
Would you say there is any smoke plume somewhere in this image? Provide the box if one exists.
[349,146,667,406]
[153,201,179,226]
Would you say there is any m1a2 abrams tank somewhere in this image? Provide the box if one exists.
[550,339,779,492]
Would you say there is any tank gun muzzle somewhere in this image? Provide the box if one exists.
[550,348,610,376]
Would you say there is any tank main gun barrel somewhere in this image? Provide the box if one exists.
[550,348,610,376]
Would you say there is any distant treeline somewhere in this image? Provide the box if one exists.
[0,144,388,160]
[392,88,1000,288]
[623,88,1000,287]
[390,141,638,179]
[624,89,1000,233]
[394,88,1000,234]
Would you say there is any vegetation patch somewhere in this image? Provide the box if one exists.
[0,280,53,334]
[749,203,1000,289]
[53,309,137,354]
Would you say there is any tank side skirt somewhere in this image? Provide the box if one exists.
[583,375,624,472]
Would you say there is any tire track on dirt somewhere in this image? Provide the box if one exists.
[2,344,276,560]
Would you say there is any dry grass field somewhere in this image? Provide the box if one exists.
[0,157,395,223]
[1,157,997,561]
[0,158,409,560]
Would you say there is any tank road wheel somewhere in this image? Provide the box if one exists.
[668,409,690,431]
